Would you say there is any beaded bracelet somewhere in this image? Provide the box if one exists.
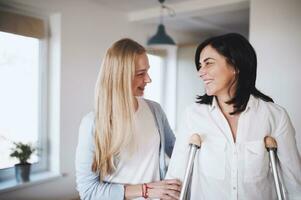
[142,183,149,198]
[141,184,144,198]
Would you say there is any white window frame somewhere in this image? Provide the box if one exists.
[147,45,178,130]
[145,53,165,106]
[0,10,49,182]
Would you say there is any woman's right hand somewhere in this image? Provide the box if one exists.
[145,179,182,200]
[124,179,181,200]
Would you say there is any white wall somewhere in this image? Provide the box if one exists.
[176,44,204,133]
[0,0,199,200]
[249,0,301,154]
[1,0,300,199]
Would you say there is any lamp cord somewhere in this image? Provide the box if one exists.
[159,0,176,24]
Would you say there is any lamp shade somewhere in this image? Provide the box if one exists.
[147,24,175,45]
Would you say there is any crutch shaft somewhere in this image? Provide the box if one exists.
[269,150,283,200]
[265,136,287,200]
[179,134,202,200]
[276,156,287,200]
[179,145,198,200]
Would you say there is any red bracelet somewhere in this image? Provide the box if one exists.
[141,184,144,198]
[142,183,149,199]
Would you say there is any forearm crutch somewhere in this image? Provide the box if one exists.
[264,136,287,200]
[179,134,202,200]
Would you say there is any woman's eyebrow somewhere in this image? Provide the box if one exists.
[135,69,147,73]
[202,57,215,62]
[198,57,215,68]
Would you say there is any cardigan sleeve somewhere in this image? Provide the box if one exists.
[144,99,175,157]
[159,105,175,157]
[75,112,125,200]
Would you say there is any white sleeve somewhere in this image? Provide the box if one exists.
[165,108,194,181]
[273,109,301,199]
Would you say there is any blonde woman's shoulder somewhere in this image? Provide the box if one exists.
[142,98,162,109]
[82,111,95,121]
[79,111,95,137]
[142,97,159,105]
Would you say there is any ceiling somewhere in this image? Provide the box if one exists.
[94,0,185,12]
[94,0,250,36]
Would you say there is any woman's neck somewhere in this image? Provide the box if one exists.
[216,94,234,116]
[216,94,240,143]
[216,86,237,115]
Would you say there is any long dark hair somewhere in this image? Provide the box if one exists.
[195,33,273,114]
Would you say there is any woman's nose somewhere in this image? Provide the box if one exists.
[198,67,206,77]
[144,73,152,83]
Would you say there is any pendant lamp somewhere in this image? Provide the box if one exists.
[147,0,175,45]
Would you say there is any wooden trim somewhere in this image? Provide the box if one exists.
[0,10,44,38]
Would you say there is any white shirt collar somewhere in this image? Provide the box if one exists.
[209,96,218,111]
[245,95,258,113]
[209,95,258,113]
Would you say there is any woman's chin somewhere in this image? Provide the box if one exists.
[134,91,144,97]
[206,90,214,96]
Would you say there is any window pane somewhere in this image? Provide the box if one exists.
[144,54,164,105]
[0,31,39,169]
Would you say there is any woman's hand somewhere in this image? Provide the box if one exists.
[146,179,182,200]
[124,179,181,200]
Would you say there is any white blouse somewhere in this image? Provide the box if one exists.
[104,98,160,185]
[166,95,301,200]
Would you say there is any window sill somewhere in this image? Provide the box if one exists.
[0,171,64,194]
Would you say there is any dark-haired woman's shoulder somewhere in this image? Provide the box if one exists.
[257,97,288,117]
[256,97,293,136]
[181,102,213,134]
[185,101,212,117]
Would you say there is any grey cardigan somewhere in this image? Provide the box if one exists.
[75,99,175,200]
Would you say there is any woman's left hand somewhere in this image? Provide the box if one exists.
[146,179,182,200]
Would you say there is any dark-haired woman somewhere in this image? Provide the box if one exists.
[166,33,301,199]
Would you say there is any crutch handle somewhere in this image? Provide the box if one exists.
[264,136,287,200]
[189,133,202,147]
[264,136,277,150]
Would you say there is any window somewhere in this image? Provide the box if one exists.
[144,54,164,105]
[0,10,47,181]
[145,46,178,130]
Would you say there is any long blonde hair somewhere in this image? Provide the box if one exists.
[92,38,146,179]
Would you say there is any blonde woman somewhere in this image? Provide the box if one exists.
[76,38,181,200]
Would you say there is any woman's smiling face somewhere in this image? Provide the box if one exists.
[198,45,237,97]
[132,53,151,96]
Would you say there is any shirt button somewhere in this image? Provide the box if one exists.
[233,187,236,190]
